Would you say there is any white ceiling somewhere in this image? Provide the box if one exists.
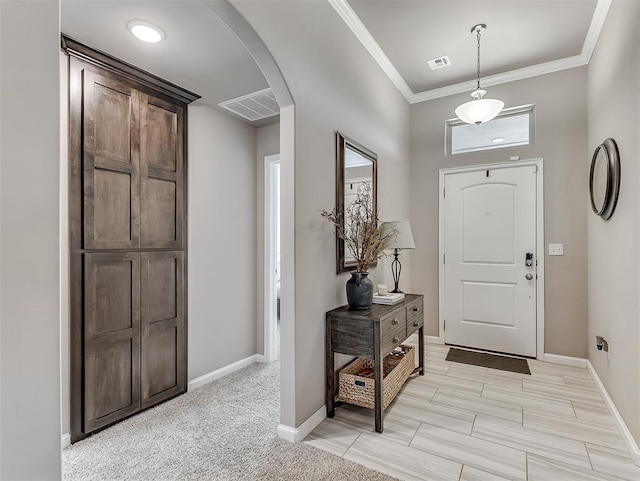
[333,0,609,103]
[61,0,610,116]
[61,0,271,121]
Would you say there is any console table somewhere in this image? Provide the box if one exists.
[325,294,424,433]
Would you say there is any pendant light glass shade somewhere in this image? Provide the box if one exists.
[455,89,504,125]
[456,24,503,125]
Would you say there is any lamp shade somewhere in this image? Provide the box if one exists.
[381,221,415,250]
[455,97,504,125]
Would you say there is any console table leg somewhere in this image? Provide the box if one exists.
[418,326,425,376]
[326,318,335,418]
[374,346,383,433]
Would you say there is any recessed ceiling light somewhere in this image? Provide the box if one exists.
[492,137,505,143]
[127,20,165,43]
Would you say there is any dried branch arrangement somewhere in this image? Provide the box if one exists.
[321,183,396,273]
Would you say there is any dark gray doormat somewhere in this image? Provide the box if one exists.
[445,347,531,375]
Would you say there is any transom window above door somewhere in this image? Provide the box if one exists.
[446,104,535,156]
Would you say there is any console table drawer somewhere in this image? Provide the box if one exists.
[382,321,406,354]
[406,298,424,335]
[407,316,423,335]
[381,310,406,337]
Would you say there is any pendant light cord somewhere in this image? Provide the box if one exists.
[476,27,482,90]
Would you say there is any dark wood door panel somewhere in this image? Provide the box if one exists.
[94,340,134,418]
[84,252,141,432]
[147,254,178,322]
[91,168,134,247]
[142,323,179,406]
[140,93,183,248]
[146,102,177,172]
[83,70,141,249]
[141,251,185,408]
[85,337,140,432]
[145,177,177,244]
[90,255,134,334]
[85,252,140,336]
[93,82,132,163]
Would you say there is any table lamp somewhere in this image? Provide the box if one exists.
[380,221,415,293]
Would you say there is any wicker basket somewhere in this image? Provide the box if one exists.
[338,345,415,410]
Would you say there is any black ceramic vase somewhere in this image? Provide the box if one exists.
[346,272,373,309]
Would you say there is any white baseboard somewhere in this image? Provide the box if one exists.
[277,405,326,443]
[425,335,443,345]
[61,432,70,449]
[188,354,261,391]
[543,353,588,368]
[587,361,640,467]
[255,354,266,363]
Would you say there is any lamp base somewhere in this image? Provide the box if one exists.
[390,249,404,295]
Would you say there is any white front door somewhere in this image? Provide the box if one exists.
[442,164,538,357]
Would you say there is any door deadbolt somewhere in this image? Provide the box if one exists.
[525,252,534,267]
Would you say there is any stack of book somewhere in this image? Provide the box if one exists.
[372,292,405,305]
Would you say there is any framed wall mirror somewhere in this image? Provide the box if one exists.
[335,132,378,273]
[589,138,620,220]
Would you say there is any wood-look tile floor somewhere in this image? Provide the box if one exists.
[304,342,640,481]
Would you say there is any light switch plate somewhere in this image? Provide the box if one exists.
[549,243,564,256]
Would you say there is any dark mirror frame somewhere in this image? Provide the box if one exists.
[335,132,378,274]
[589,137,620,220]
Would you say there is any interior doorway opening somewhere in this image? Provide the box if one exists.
[264,154,281,363]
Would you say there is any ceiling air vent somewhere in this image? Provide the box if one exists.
[427,55,451,70]
[218,88,279,122]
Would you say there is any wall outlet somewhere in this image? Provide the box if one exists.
[549,243,564,256]
[596,336,610,359]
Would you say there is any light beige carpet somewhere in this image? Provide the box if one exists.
[63,361,398,481]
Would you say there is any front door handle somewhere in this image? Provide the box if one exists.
[525,273,533,281]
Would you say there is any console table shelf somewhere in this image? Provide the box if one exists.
[325,294,425,433]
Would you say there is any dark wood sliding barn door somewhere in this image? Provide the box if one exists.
[65,36,199,443]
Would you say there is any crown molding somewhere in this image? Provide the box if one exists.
[330,0,612,105]
[410,55,587,104]
[581,0,611,64]
[61,34,201,104]
[328,0,413,102]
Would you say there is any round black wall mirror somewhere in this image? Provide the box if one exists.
[589,138,620,220]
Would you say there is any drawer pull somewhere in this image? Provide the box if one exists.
[412,306,419,312]
[393,337,400,344]
[413,321,419,327]
[391,318,399,326]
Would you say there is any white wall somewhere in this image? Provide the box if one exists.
[587,0,640,444]
[233,0,411,427]
[410,67,589,358]
[255,122,280,355]
[188,105,258,380]
[0,1,62,479]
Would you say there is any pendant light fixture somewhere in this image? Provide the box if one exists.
[455,24,504,125]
